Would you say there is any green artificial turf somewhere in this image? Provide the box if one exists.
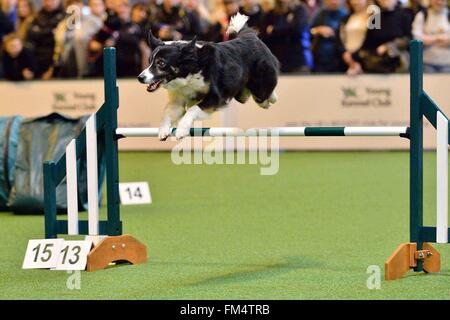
[0,151,448,299]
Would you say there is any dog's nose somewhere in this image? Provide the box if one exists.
[138,74,146,83]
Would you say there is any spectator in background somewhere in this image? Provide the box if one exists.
[0,8,14,44]
[338,0,370,74]
[1,0,17,26]
[261,0,311,72]
[52,0,103,78]
[2,33,36,80]
[261,0,275,13]
[26,0,64,79]
[113,0,146,77]
[208,0,239,41]
[88,0,123,77]
[301,0,321,22]
[147,0,159,23]
[131,2,148,30]
[310,0,348,72]
[240,0,264,31]
[205,0,226,41]
[223,0,240,18]
[149,0,202,40]
[16,0,34,42]
[404,0,426,28]
[353,0,410,73]
[100,0,121,37]
[89,0,107,21]
[412,0,450,72]
[104,0,116,17]
[131,1,150,68]
[184,0,211,40]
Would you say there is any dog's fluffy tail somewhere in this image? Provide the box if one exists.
[226,13,249,35]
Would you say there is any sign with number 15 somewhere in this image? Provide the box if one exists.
[22,239,64,269]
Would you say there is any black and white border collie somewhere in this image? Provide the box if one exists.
[138,13,280,140]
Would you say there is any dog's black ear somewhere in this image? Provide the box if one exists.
[189,36,197,48]
[148,30,164,50]
[183,36,197,52]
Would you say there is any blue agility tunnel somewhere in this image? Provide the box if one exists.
[0,116,23,209]
[0,113,105,214]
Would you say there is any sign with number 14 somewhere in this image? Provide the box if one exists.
[119,182,152,205]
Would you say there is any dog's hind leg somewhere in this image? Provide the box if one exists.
[254,91,278,108]
[253,91,278,109]
[234,87,251,104]
[248,61,278,109]
[253,96,270,109]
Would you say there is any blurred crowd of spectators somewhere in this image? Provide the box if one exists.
[0,0,449,81]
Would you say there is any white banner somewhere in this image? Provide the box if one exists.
[1,74,449,150]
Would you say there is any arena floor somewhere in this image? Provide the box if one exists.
[1,151,449,299]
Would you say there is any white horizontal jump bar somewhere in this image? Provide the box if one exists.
[116,127,408,137]
[343,127,409,136]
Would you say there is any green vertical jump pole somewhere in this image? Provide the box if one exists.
[43,161,57,238]
[41,48,147,271]
[103,47,122,236]
[87,48,147,269]
[409,40,424,272]
[386,40,442,280]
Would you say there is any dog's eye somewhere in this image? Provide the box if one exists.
[157,60,166,68]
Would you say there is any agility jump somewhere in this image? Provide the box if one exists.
[43,40,449,278]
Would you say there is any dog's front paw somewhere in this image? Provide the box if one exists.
[268,92,278,104]
[159,125,172,141]
[175,125,191,140]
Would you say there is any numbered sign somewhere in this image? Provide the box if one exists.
[23,239,64,269]
[119,182,152,205]
[55,240,92,271]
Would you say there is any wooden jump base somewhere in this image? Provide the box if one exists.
[43,40,448,277]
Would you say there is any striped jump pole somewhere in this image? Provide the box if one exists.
[115,127,409,138]
[43,41,449,276]
[43,48,147,272]
[385,40,449,280]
